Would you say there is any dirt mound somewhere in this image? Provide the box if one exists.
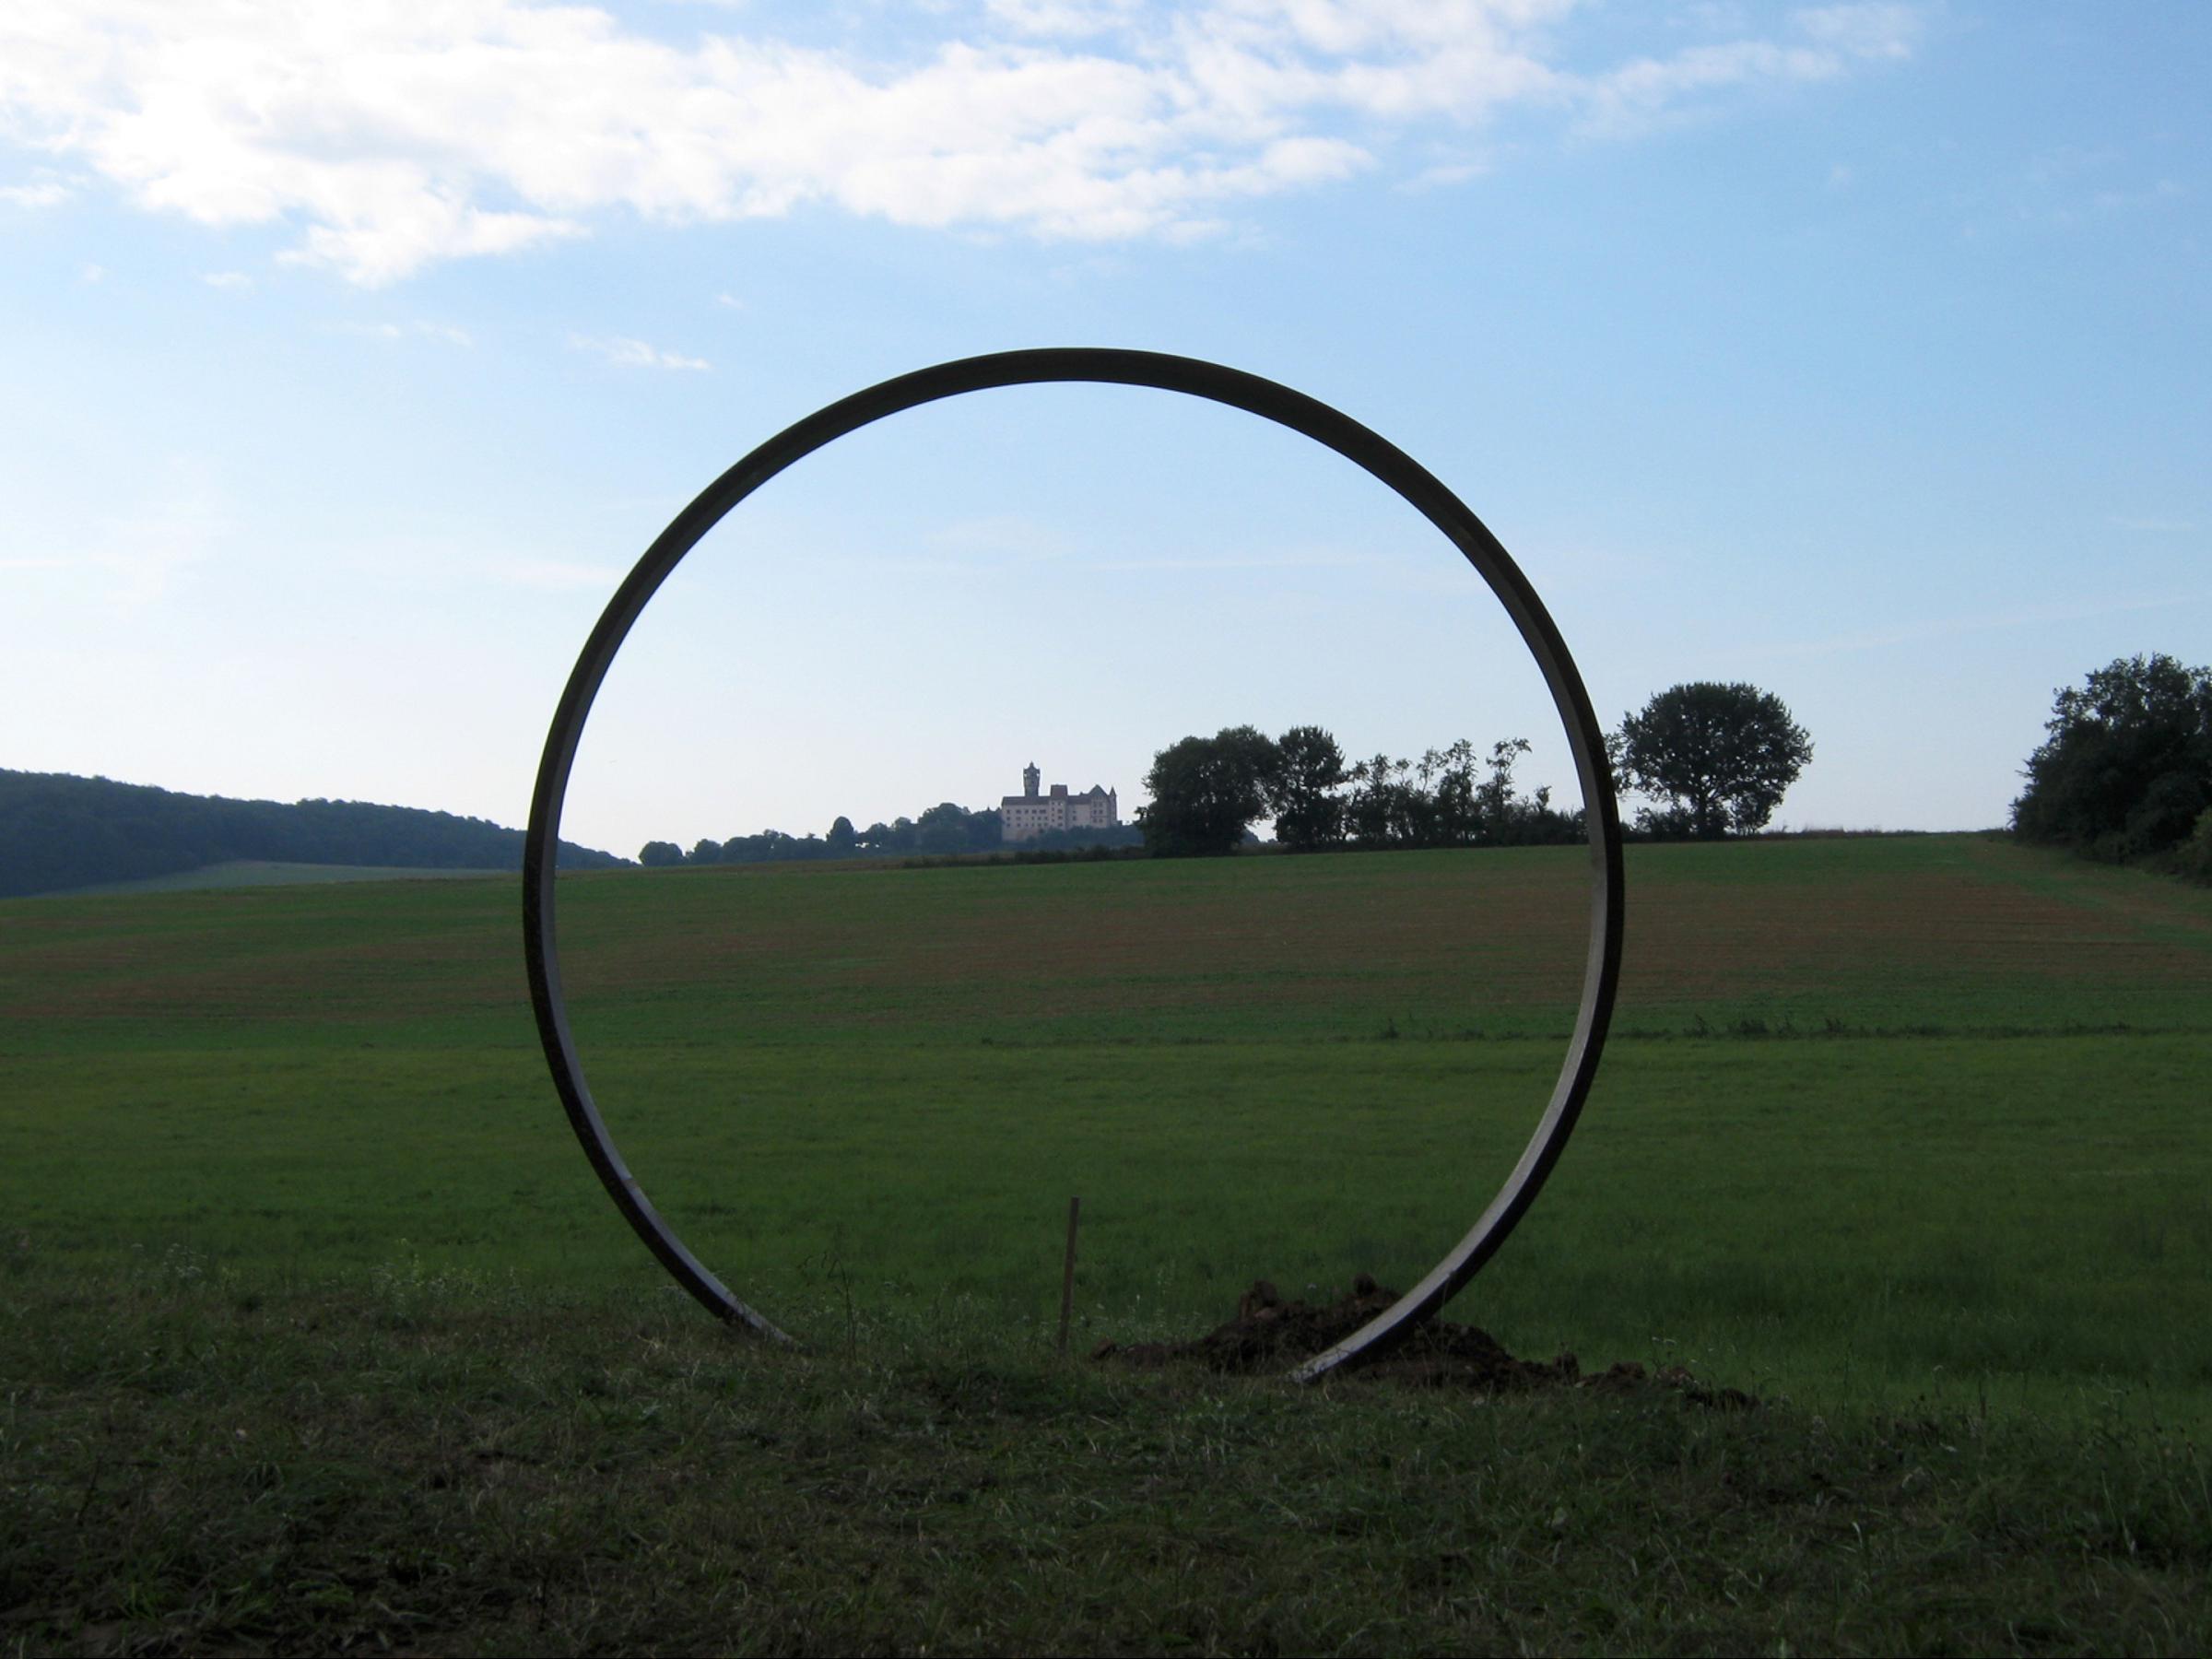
[1093,1276,1754,1407]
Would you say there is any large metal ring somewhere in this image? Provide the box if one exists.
[523,347,1625,1379]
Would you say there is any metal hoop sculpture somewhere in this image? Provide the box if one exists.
[523,347,1625,1380]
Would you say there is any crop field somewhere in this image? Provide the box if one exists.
[7,831,2206,1411]
[4,832,2209,1653]
[31,860,510,899]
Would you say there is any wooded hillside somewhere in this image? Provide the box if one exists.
[0,769,626,898]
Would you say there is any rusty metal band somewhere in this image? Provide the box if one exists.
[522,347,1626,1377]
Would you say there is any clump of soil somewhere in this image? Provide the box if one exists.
[1093,1276,1754,1408]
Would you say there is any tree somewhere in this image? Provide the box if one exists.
[914,801,972,854]
[1424,739,1481,844]
[827,815,857,855]
[1343,752,1410,848]
[1613,682,1812,838]
[2011,653,2212,861]
[1139,726,1281,856]
[638,840,684,867]
[1266,724,1347,850]
[687,837,723,865]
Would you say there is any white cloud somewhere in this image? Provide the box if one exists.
[569,333,711,371]
[1399,155,1490,192]
[80,261,104,282]
[0,1,1922,284]
[0,178,70,206]
[200,269,252,288]
[1575,4,1921,138]
[1795,3,1920,61]
[987,0,1147,38]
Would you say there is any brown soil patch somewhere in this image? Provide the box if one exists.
[1095,1277,1755,1407]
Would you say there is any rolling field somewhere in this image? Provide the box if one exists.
[5,832,2206,1414]
[26,860,511,899]
[4,833,2209,1653]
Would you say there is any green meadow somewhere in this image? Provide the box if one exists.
[6,832,2206,1416]
[4,833,2208,1653]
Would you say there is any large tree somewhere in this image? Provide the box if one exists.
[1139,725,1281,856]
[914,802,975,854]
[1266,724,1347,850]
[2011,653,2212,861]
[1613,682,1812,838]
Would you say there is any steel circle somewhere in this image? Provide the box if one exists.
[523,347,1626,1379]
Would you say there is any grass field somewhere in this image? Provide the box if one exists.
[4,832,2208,1652]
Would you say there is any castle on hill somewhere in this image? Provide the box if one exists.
[1000,762,1119,843]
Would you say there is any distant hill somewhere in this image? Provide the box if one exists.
[0,769,628,899]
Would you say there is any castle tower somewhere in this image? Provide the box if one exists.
[1022,761,1041,799]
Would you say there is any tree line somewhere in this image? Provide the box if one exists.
[2011,653,2211,881]
[1139,683,1818,856]
[639,681,1823,867]
[639,804,1138,867]
[0,770,627,899]
[26,659,2194,899]
[1137,724,1584,856]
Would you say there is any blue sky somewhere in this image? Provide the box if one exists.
[3,1,2206,858]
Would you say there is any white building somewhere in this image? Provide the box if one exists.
[1000,761,1119,842]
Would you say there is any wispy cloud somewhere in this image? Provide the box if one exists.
[0,178,70,207]
[490,558,629,592]
[0,461,228,604]
[1747,589,2212,661]
[1091,550,1369,571]
[924,514,1075,563]
[1576,5,1922,137]
[2001,147,2189,233]
[200,270,252,289]
[2109,515,2196,534]
[333,320,474,347]
[2092,178,2185,213]
[569,334,711,371]
[1398,155,1491,192]
[0,1,1923,284]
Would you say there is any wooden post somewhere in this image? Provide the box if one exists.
[1057,1196,1081,1356]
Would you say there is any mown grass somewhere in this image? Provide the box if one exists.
[4,832,2210,1651]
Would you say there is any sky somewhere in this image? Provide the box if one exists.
[3,0,2206,859]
